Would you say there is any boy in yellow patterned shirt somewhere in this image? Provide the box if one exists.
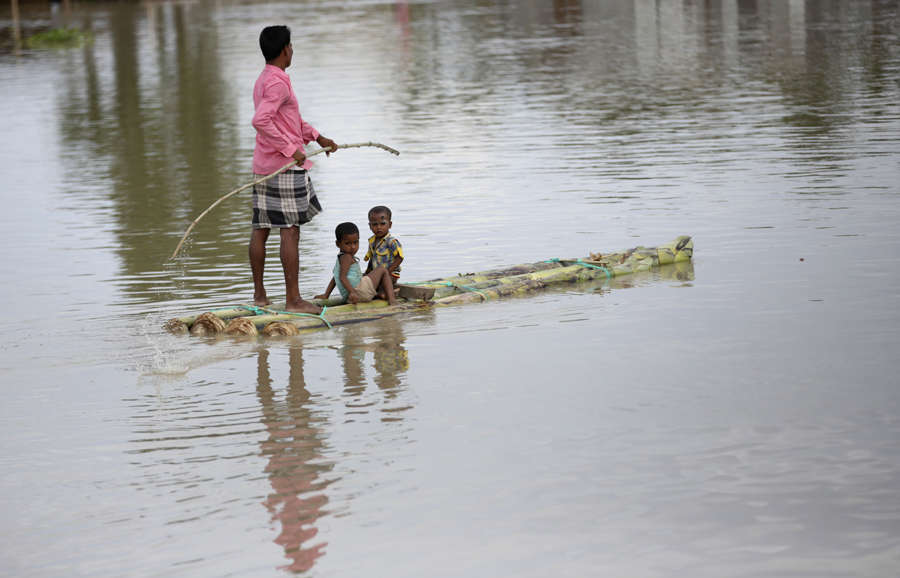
[364,205,403,297]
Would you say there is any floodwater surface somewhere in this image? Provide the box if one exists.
[1,0,899,576]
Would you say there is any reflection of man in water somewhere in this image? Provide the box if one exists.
[256,345,333,573]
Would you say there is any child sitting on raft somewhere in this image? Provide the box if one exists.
[316,222,398,305]
[364,205,403,295]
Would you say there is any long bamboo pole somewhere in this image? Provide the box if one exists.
[169,142,400,260]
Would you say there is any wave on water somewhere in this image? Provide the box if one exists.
[135,312,255,378]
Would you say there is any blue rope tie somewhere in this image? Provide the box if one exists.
[233,303,333,329]
[544,257,612,279]
[236,304,269,316]
[455,284,489,301]
[261,305,333,329]
[545,257,611,279]
[574,259,612,279]
[435,281,490,301]
[209,305,264,315]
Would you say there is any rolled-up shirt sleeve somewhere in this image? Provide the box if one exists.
[300,118,320,146]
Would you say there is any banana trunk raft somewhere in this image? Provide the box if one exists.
[164,235,693,337]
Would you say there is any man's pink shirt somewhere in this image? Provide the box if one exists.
[252,64,320,175]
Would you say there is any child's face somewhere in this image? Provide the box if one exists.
[368,212,392,239]
[336,232,360,255]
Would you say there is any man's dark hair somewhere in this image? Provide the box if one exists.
[259,26,291,62]
[335,222,359,241]
[368,205,392,219]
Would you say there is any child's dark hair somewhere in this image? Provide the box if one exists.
[259,26,291,62]
[368,205,392,219]
[335,222,359,241]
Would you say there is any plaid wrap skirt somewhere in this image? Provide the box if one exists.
[251,169,322,229]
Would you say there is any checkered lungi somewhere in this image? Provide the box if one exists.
[251,168,322,229]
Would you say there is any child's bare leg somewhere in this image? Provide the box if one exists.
[374,286,395,300]
[386,275,399,297]
[369,267,397,305]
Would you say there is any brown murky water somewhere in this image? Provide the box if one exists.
[1,1,899,576]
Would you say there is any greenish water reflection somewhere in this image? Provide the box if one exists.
[12,0,893,307]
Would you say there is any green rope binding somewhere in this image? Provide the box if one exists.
[545,257,611,279]
[574,259,612,279]
[208,304,268,315]
[260,305,333,329]
[455,284,490,301]
[237,304,270,316]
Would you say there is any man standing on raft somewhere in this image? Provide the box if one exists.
[250,25,338,313]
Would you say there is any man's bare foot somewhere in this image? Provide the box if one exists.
[253,295,272,306]
[285,298,322,314]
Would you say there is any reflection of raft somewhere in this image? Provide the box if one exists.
[164,236,693,337]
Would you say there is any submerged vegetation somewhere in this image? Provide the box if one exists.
[25,27,93,49]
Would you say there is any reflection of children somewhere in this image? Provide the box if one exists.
[364,206,403,287]
[316,222,398,305]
